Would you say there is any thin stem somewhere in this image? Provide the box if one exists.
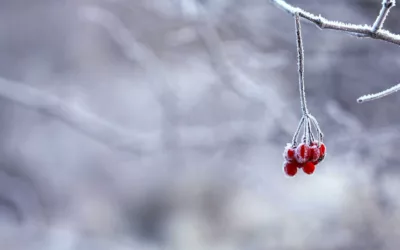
[372,0,395,33]
[309,114,324,145]
[307,118,315,142]
[357,82,400,103]
[292,116,305,146]
[294,13,309,115]
[304,116,311,145]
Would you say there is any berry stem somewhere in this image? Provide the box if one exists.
[292,116,305,146]
[307,117,315,142]
[304,116,311,145]
[309,114,324,145]
[294,12,309,116]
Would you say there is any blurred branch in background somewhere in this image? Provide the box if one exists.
[0,77,274,155]
[173,0,298,135]
[0,77,161,154]
[80,6,183,168]
[0,4,277,155]
[195,23,297,134]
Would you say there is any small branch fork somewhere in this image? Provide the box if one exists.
[270,0,400,103]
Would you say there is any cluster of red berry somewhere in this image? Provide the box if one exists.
[283,141,326,177]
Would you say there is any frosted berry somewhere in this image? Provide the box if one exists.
[309,145,320,162]
[311,141,326,163]
[295,143,311,164]
[302,162,316,175]
[283,144,296,162]
[283,162,298,177]
[319,143,326,158]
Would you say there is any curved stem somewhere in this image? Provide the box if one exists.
[291,116,305,146]
[309,114,324,144]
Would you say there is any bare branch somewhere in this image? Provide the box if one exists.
[269,0,400,46]
[372,0,395,32]
[357,82,400,103]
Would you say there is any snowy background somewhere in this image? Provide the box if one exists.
[0,0,400,249]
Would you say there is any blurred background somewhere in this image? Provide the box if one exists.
[0,0,399,249]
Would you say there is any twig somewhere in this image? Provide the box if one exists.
[372,0,395,33]
[291,116,305,146]
[357,82,400,103]
[270,0,400,45]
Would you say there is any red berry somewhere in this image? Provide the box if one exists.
[317,143,326,163]
[283,162,298,177]
[319,143,326,157]
[311,141,326,163]
[303,162,316,175]
[309,145,320,162]
[283,144,296,162]
[295,143,311,164]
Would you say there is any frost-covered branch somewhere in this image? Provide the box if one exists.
[270,0,400,102]
[357,82,400,103]
[372,0,395,32]
[269,0,400,45]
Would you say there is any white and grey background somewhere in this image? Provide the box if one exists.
[0,0,399,249]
